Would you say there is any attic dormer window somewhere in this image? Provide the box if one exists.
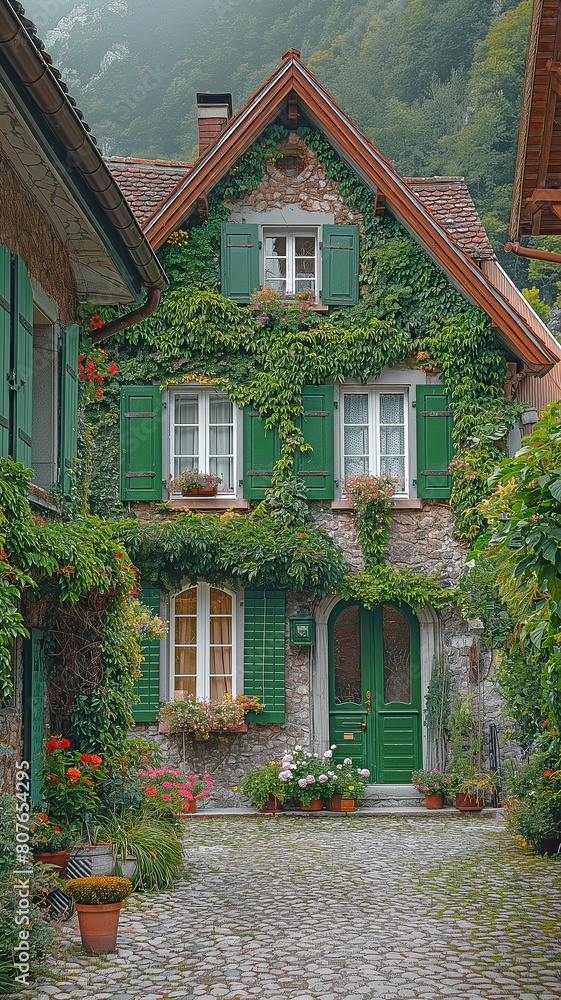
[275,152,306,176]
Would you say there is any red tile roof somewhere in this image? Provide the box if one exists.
[105,157,192,227]
[106,158,494,261]
[406,177,495,260]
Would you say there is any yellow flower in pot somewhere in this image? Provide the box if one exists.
[65,875,132,953]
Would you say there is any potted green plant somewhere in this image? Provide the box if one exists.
[331,759,370,811]
[411,768,451,809]
[449,770,497,811]
[65,875,132,953]
[31,812,77,876]
[241,762,285,812]
[168,469,221,496]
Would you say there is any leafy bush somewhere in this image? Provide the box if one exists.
[96,813,184,891]
[241,762,286,810]
[505,737,561,851]
[0,796,57,993]
[65,875,132,904]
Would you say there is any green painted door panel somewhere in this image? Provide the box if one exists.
[12,257,33,468]
[376,713,420,783]
[330,715,368,768]
[0,246,11,459]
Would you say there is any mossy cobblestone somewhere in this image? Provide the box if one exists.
[21,817,561,1000]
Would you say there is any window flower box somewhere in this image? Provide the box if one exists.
[158,694,260,738]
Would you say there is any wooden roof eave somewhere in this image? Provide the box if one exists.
[510,0,543,241]
[145,54,560,372]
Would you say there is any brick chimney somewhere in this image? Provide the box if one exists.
[197,93,233,153]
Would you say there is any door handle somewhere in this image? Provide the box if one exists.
[360,722,367,731]
[365,690,372,715]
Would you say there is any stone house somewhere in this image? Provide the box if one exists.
[0,0,165,798]
[106,50,561,804]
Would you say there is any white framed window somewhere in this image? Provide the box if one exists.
[171,389,237,494]
[172,583,236,701]
[342,389,408,494]
[263,228,318,296]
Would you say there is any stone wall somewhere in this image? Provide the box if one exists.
[225,133,362,225]
[0,639,23,794]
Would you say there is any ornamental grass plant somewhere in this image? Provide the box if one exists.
[95,813,184,891]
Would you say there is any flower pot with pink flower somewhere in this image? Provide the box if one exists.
[137,766,213,820]
[411,768,451,809]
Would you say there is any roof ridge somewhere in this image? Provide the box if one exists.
[105,156,192,167]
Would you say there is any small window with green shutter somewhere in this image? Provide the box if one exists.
[132,583,162,722]
[243,588,286,723]
[120,385,163,501]
[415,384,453,499]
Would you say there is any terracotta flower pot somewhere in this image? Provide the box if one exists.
[181,800,197,815]
[455,792,484,812]
[33,849,69,877]
[182,485,218,497]
[75,901,122,953]
[300,798,323,811]
[259,795,283,813]
[330,794,355,812]
[424,793,445,809]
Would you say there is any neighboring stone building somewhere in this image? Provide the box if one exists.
[0,0,165,797]
[106,51,561,804]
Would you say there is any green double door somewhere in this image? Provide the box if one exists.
[328,601,421,783]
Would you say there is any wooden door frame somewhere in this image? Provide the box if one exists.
[311,594,440,777]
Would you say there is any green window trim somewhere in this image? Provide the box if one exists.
[415,384,453,499]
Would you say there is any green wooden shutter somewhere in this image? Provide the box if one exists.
[23,629,46,808]
[296,384,335,500]
[60,323,79,495]
[0,247,11,459]
[12,257,33,468]
[132,582,161,722]
[242,406,280,499]
[416,384,453,499]
[244,589,286,723]
[120,385,162,501]
[321,225,359,305]
[221,223,260,303]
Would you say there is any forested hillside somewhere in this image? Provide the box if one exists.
[28,0,541,290]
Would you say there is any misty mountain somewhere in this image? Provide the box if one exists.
[25,0,532,285]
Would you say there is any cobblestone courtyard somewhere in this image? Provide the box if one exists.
[26,816,561,1000]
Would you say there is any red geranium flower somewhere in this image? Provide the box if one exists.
[145,786,158,797]
[66,767,81,781]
